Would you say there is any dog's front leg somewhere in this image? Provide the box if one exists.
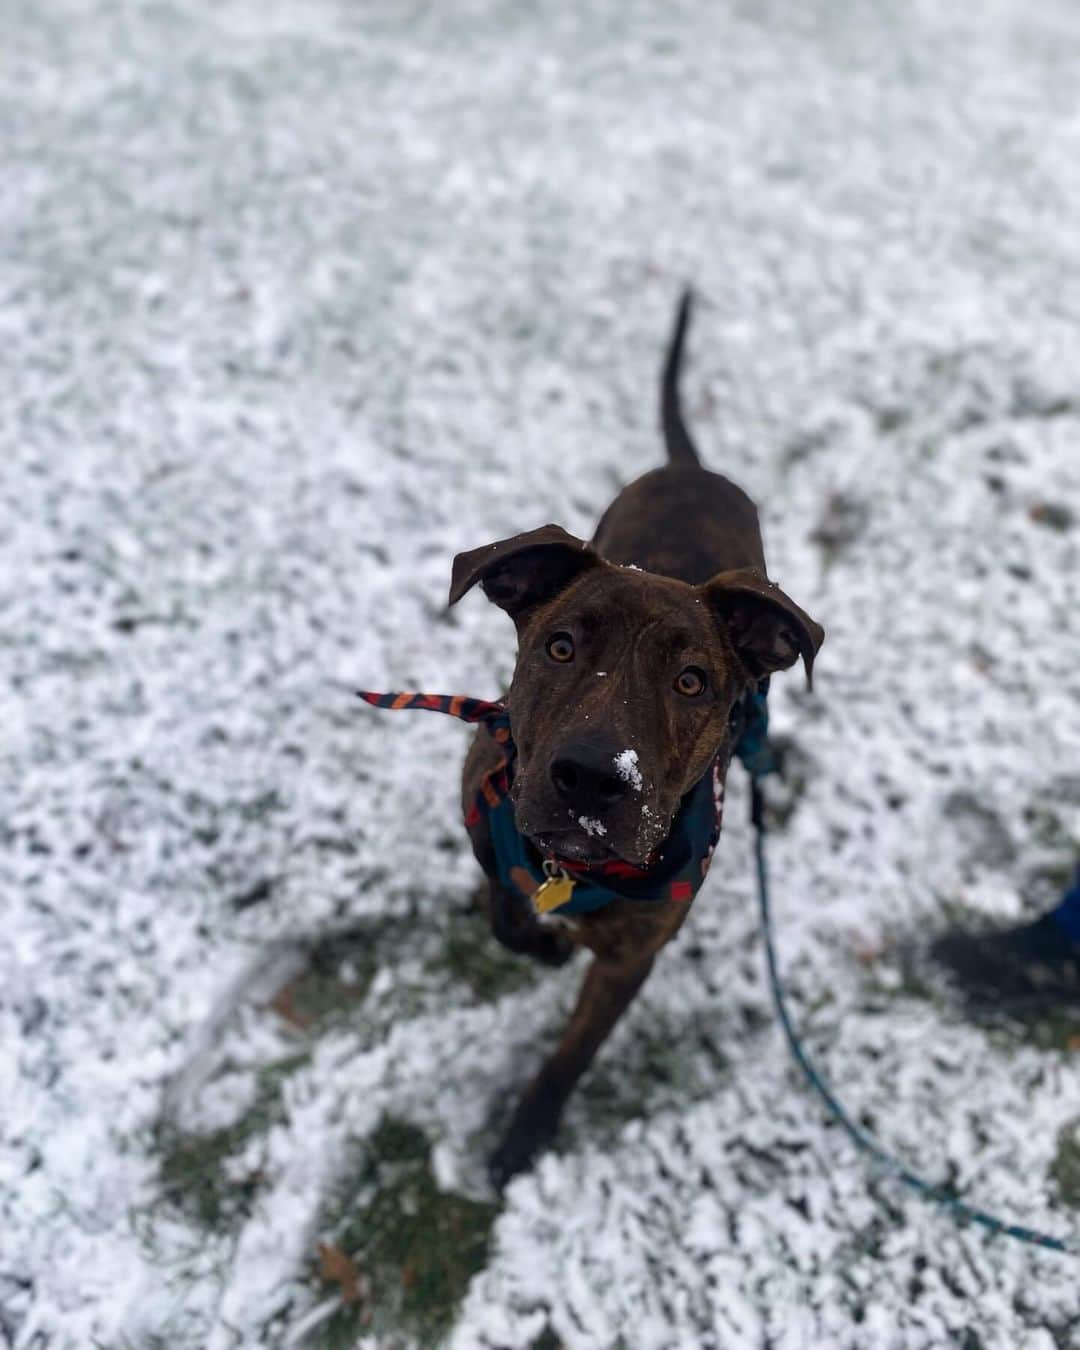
[489,953,654,1188]
[488,880,574,968]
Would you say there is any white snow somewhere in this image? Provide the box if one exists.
[3,0,1080,1345]
[614,748,644,792]
[576,816,608,838]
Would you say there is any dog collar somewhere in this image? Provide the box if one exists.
[357,686,770,916]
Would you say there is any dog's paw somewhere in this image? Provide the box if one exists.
[488,1102,560,1190]
[533,927,575,967]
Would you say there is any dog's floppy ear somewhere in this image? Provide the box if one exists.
[704,567,824,688]
[449,524,602,620]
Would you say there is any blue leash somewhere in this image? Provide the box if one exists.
[749,776,1079,1257]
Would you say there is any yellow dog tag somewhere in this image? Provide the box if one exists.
[533,870,576,915]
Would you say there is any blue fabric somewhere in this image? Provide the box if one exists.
[1050,866,1080,944]
[486,790,627,914]
[734,679,777,781]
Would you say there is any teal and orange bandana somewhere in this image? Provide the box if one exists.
[358,686,770,916]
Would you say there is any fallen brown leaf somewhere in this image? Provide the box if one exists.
[269,982,314,1030]
[318,1241,362,1305]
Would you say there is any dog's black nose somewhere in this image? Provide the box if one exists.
[550,742,629,813]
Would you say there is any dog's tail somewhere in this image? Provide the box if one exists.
[661,288,701,468]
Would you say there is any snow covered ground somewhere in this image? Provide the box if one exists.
[4,0,1080,1344]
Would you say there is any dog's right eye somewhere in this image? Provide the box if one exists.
[674,666,707,697]
[546,633,575,663]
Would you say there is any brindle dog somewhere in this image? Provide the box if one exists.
[450,293,824,1186]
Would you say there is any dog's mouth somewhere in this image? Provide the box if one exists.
[531,828,622,867]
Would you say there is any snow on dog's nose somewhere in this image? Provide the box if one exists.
[549,739,630,817]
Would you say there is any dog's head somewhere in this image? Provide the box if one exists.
[451,524,823,867]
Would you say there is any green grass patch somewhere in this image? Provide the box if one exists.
[1022,803,1080,858]
[312,1117,498,1347]
[150,904,535,1252]
[438,917,542,1001]
[279,907,542,1038]
[156,1053,308,1233]
[1050,1120,1080,1208]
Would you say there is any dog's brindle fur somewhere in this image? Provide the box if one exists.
[450,294,824,1186]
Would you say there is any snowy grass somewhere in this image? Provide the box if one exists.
[4,0,1080,1345]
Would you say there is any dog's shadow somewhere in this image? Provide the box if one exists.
[161,891,545,1121]
[150,897,770,1338]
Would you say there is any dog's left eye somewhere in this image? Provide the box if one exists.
[674,666,707,697]
[546,632,575,663]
